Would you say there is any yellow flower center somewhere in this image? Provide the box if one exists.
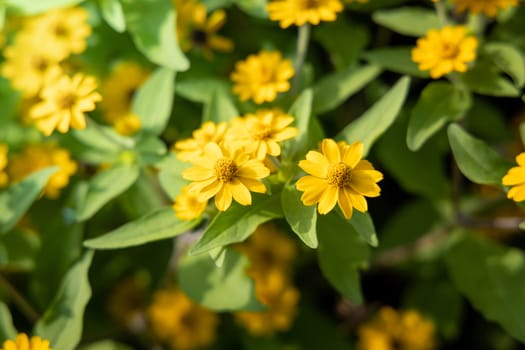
[327,162,352,188]
[254,126,273,140]
[215,158,238,182]
[301,0,321,9]
[191,29,208,46]
[58,93,77,109]
[54,24,69,37]
[32,57,49,72]
[441,42,459,59]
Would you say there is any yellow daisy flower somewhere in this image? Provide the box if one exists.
[7,143,77,199]
[1,333,52,350]
[502,152,525,202]
[29,68,102,136]
[411,26,478,79]
[451,0,519,17]
[266,0,344,28]
[147,287,219,350]
[228,109,298,160]
[173,121,228,162]
[113,113,142,136]
[296,139,383,219]
[231,51,294,104]
[182,142,270,211]
[0,143,8,187]
[173,185,208,220]
[357,307,436,350]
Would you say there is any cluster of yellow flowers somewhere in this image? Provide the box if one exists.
[235,223,300,335]
[1,333,52,350]
[1,7,101,136]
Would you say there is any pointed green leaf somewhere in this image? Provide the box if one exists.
[349,211,378,247]
[484,42,525,88]
[362,47,428,77]
[6,0,84,15]
[284,89,313,160]
[461,60,520,97]
[203,87,239,123]
[0,228,40,271]
[99,0,126,32]
[175,78,231,103]
[372,7,440,37]
[0,302,17,343]
[232,0,268,18]
[157,153,190,199]
[281,184,317,248]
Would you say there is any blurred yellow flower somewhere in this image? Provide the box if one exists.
[231,51,294,104]
[451,0,518,17]
[267,0,343,28]
[147,287,219,350]
[0,144,8,187]
[411,26,478,79]
[174,121,228,162]
[29,68,102,136]
[173,185,208,220]
[107,274,147,329]
[113,113,142,136]
[357,307,436,350]
[502,152,525,202]
[174,0,233,58]
[296,139,383,219]
[8,143,77,199]
[0,333,52,350]
[182,142,270,211]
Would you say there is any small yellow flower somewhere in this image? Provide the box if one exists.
[107,274,147,329]
[231,51,294,104]
[357,307,436,350]
[267,0,344,28]
[113,113,142,136]
[174,121,228,162]
[451,0,519,17]
[8,143,77,199]
[173,185,208,220]
[147,287,219,350]
[183,142,270,211]
[296,139,383,219]
[29,68,102,136]
[0,333,52,350]
[0,144,8,187]
[411,26,478,79]
[502,152,525,202]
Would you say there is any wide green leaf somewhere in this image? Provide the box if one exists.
[0,302,16,343]
[6,0,84,14]
[461,60,520,97]
[132,67,176,135]
[349,211,378,247]
[175,78,231,103]
[372,7,440,37]
[34,251,94,350]
[157,153,190,199]
[72,122,132,155]
[203,87,240,123]
[190,194,283,255]
[407,81,471,151]
[75,165,139,221]
[446,231,525,343]
[84,207,200,249]
[448,123,511,185]
[179,248,264,311]
[0,167,58,235]
[232,0,268,18]
[99,0,126,33]
[337,76,410,155]
[362,47,428,77]
[484,42,525,88]
[0,228,40,271]
[281,184,318,248]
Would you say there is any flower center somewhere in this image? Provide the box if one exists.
[254,125,273,140]
[32,57,49,72]
[301,0,321,9]
[441,42,459,59]
[57,93,76,109]
[190,29,208,46]
[327,162,352,188]
[54,24,69,37]
[214,158,238,182]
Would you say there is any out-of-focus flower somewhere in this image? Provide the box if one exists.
[231,51,294,104]
[0,333,52,350]
[174,121,228,162]
[147,287,219,350]
[296,139,383,219]
[173,185,208,220]
[0,144,8,187]
[411,26,478,79]
[8,143,77,199]
[451,0,519,17]
[107,274,148,329]
[502,152,525,202]
[267,0,344,28]
[113,113,142,136]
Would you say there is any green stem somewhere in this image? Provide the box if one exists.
[292,24,311,94]
[434,1,449,26]
[0,273,40,323]
[86,117,135,150]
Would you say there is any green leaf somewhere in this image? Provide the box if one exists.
[448,123,511,185]
[84,207,199,249]
[312,65,382,114]
[121,0,189,71]
[6,0,84,14]
[157,153,190,199]
[407,81,471,151]
[132,67,176,135]
[362,47,429,77]
[76,165,140,221]
[0,228,40,271]
[349,211,378,247]
[284,89,313,161]
[317,214,369,303]
[190,194,283,255]
[372,7,440,37]
[80,340,133,350]
[179,248,264,311]
[337,76,410,155]
[99,0,126,33]
[0,302,17,343]
[135,136,168,165]
[119,170,165,217]
[35,251,94,350]
[281,184,317,248]
[445,231,525,343]
[232,0,268,18]
[484,42,525,88]
[0,167,58,234]
[461,60,520,97]
[175,78,231,103]
[72,123,130,155]
[203,87,240,123]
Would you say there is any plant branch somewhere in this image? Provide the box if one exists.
[292,24,311,94]
[0,273,40,323]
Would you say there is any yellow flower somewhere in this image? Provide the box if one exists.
[0,144,8,187]
[113,113,142,136]
[0,333,52,350]
[174,0,233,58]
[29,68,102,136]
[357,307,436,350]
[228,109,298,160]
[100,62,150,123]
[174,121,228,162]
[8,143,77,199]
[147,287,219,350]
[411,26,478,79]
[451,0,519,17]
[296,139,383,219]
[267,0,343,28]
[173,185,208,220]
[231,51,294,104]
[183,142,270,211]
[107,274,147,329]
[502,152,525,202]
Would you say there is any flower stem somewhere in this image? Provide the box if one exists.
[0,273,40,323]
[292,24,311,94]
[434,1,449,26]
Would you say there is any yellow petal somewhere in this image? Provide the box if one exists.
[337,188,353,219]
[215,186,232,211]
[342,141,363,169]
[317,185,338,215]
[321,139,340,163]
[507,183,525,202]
[516,153,525,166]
[239,177,267,193]
[502,167,525,186]
[229,179,252,206]
[183,166,215,181]
[299,150,329,177]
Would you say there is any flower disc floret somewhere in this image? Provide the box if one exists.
[502,152,525,202]
[1,333,52,350]
[267,0,344,28]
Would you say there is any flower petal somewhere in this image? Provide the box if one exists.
[321,139,340,163]
[317,185,338,215]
